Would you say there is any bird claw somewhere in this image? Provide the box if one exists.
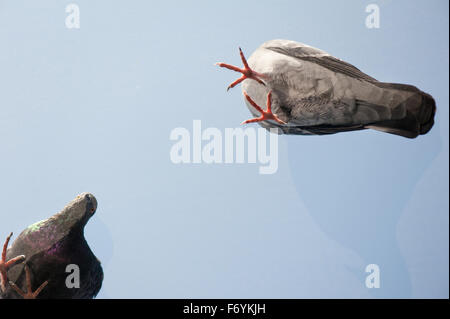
[9,264,48,299]
[217,47,283,125]
[242,90,286,125]
[0,232,26,293]
[216,47,267,91]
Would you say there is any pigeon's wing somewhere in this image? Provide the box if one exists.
[290,124,366,135]
[255,120,366,136]
[266,45,426,94]
[283,124,366,135]
[265,45,378,83]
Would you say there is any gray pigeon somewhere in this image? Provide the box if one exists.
[217,39,436,138]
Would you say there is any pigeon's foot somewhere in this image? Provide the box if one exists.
[0,232,25,293]
[216,47,267,91]
[9,264,48,299]
[242,91,286,125]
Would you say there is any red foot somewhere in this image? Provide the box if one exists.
[216,47,267,91]
[9,264,48,299]
[0,232,25,293]
[242,91,286,125]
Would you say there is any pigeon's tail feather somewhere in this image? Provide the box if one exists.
[365,86,436,138]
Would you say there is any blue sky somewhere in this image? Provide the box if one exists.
[0,0,448,298]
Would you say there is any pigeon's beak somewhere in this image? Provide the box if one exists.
[83,193,98,216]
[74,192,98,218]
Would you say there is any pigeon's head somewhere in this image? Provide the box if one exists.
[12,193,98,255]
[60,192,98,228]
[38,193,98,236]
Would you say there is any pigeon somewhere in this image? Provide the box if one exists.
[1,193,103,299]
[217,39,436,138]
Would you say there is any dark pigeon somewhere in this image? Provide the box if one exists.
[1,193,103,299]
